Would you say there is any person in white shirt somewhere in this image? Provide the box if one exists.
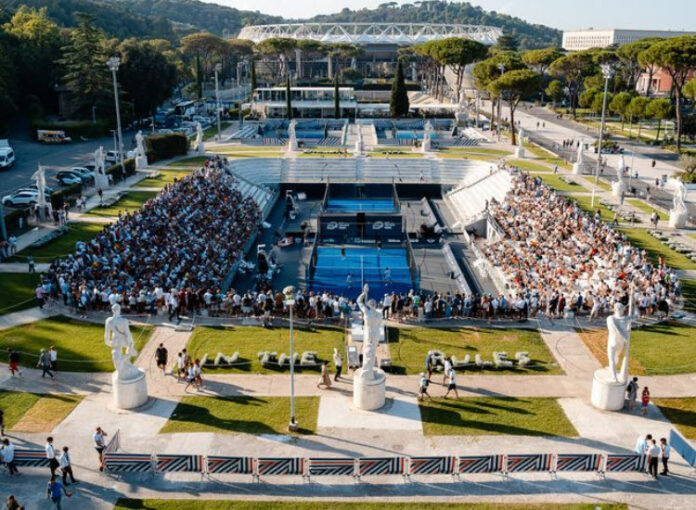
[332,348,343,381]
[93,426,107,472]
[382,294,392,319]
[45,436,59,476]
[176,352,187,382]
[660,437,671,475]
[443,367,459,399]
[442,357,452,385]
[647,439,660,478]
[1,438,18,475]
[49,346,58,372]
[59,446,77,485]
[634,433,651,455]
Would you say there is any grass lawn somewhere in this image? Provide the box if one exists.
[166,156,207,167]
[203,121,232,141]
[187,326,344,374]
[419,397,577,437]
[618,228,696,270]
[681,279,696,314]
[85,191,158,218]
[10,222,105,261]
[654,398,696,439]
[115,501,627,510]
[438,152,499,161]
[0,273,40,315]
[524,143,573,171]
[594,178,612,192]
[0,316,153,372]
[508,159,552,173]
[532,173,587,193]
[577,321,696,375]
[626,199,669,220]
[390,327,561,375]
[160,396,318,435]
[0,390,82,432]
[567,194,615,222]
[134,170,192,188]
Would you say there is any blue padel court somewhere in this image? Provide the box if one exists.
[325,198,397,213]
[311,247,413,299]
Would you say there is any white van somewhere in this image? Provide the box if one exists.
[0,139,14,170]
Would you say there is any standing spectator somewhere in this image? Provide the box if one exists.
[1,438,18,476]
[47,474,71,508]
[332,348,342,381]
[154,343,168,375]
[418,372,431,401]
[59,446,77,485]
[626,377,638,411]
[27,256,35,273]
[647,439,660,478]
[0,408,4,436]
[442,357,452,385]
[168,293,180,322]
[641,387,651,416]
[176,352,186,382]
[185,359,203,391]
[7,349,21,377]
[6,495,20,510]
[93,426,107,472]
[49,346,58,372]
[443,366,459,399]
[317,361,332,389]
[37,349,54,379]
[425,352,434,381]
[660,437,671,475]
[635,433,652,455]
[45,437,59,476]
[8,235,17,255]
[35,284,45,309]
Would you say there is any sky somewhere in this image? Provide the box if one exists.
[205,0,696,31]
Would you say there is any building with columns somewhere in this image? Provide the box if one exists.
[562,28,696,51]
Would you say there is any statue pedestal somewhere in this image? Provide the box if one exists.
[669,209,688,228]
[572,162,584,175]
[515,146,525,158]
[135,155,148,171]
[94,174,109,190]
[112,369,148,410]
[353,368,386,411]
[195,143,205,155]
[590,368,625,411]
[611,182,626,198]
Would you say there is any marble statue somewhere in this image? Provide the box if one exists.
[572,142,585,175]
[134,130,148,170]
[194,122,204,154]
[611,154,627,197]
[514,127,525,158]
[104,304,148,408]
[421,121,433,153]
[287,120,298,152]
[669,177,688,228]
[31,166,51,221]
[94,146,109,190]
[353,284,387,410]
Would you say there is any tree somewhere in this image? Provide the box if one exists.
[333,73,340,119]
[0,40,18,131]
[488,69,543,145]
[473,52,526,132]
[578,87,598,109]
[679,154,696,180]
[646,98,674,142]
[627,96,649,139]
[617,38,662,90]
[545,79,564,108]
[250,58,257,91]
[496,34,519,52]
[285,76,292,120]
[254,37,297,80]
[640,36,696,150]
[390,59,409,117]
[180,32,225,99]
[684,76,696,103]
[549,51,596,119]
[591,91,610,117]
[117,38,178,121]
[59,12,110,117]
[609,92,632,130]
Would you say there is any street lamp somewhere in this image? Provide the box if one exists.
[283,285,299,432]
[107,57,125,178]
[214,63,222,142]
[496,63,506,142]
[591,63,614,208]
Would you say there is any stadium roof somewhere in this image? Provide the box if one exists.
[237,23,502,46]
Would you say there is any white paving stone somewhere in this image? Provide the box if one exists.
[317,394,423,431]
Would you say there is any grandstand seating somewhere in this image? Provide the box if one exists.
[446,170,512,225]
[227,159,283,184]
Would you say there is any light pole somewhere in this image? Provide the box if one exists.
[214,63,222,142]
[107,57,125,178]
[591,63,614,208]
[283,285,299,432]
[474,89,480,128]
[496,63,505,142]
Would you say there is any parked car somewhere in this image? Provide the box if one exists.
[17,184,55,194]
[2,189,48,207]
[0,139,15,170]
[105,150,121,165]
[55,170,84,186]
[69,166,95,184]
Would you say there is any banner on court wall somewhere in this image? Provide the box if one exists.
[457,455,504,474]
[307,458,356,476]
[155,454,204,473]
[604,454,646,472]
[13,450,51,467]
[358,457,406,476]
[554,453,603,472]
[256,457,304,476]
[104,453,154,473]
[669,429,696,467]
[408,456,456,475]
[505,454,553,473]
[206,456,254,475]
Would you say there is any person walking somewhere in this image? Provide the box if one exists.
[332,348,342,381]
[442,357,452,385]
[1,438,19,476]
[49,346,58,372]
[317,361,332,389]
[647,439,660,478]
[7,348,21,377]
[0,408,4,437]
[660,437,671,475]
[59,446,77,485]
[626,377,638,411]
[35,284,45,309]
[184,359,203,391]
[443,366,459,399]
[45,437,59,476]
[93,426,107,472]
[425,352,434,381]
[641,386,651,416]
[37,349,54,379]
[6,495,21,510]
[418,372,431,401]
[168,293,180,322]
[176,352,186,382]
[47,474,71,509]
[154,343,168,375]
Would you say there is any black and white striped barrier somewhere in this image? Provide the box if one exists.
[104,453,154,473]
[13,450,50,468]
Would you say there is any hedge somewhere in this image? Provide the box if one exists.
[2,208,30,236]
[32,120,110,140]
[50,183,82,209]
[145,133,188,163]
[105,158,136,183]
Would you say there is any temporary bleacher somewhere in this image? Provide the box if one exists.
[446,170,512,226]
[225,166,277,218]
[283,158,357,182]
[436,159,491,185]
[226,158,283,185]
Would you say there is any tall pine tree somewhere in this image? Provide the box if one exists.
[285,76,292,120]
[250,58,257,92]
[390,59,409,117]
[334,73,340,119]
